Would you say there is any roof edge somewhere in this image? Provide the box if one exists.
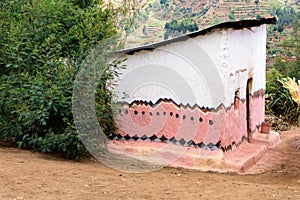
[119,17,276,55]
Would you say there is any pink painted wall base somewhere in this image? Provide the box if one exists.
[110,89,281,173]
[115,97,248,151]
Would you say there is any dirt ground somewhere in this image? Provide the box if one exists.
[1,128,300,200]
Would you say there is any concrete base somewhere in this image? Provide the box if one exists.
[170,142,266,174]
[249,131,281,148]
[107,140,267,174]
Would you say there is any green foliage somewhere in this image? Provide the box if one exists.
[276,6,296,28]
[95,58,127,136]
[256,14,262,20]
[277,24,284,33]
[229,8,235,20]
[266,22,300,125]
[160,0,168,5]
[164,19,198,39]
[274,31,300,80]
[0,0,119,160]
[267,3,298,30]
[266,70,300,125]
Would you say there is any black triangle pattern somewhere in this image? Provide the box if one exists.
[160,135,168,142]
[108,132,247,152]
[149,135,158,141]
[132,135,139,141]
[141,135,148,140]
[179,138,186,145]
[170,137,177,143]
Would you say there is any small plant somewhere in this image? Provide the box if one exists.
[280,77,300,107]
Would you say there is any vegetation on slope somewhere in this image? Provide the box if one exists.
[266,17,300,127]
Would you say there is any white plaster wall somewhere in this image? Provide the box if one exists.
[194,25,266,107]
[114,24,267,108]
[114,34,223,107]
[227,25,266,97]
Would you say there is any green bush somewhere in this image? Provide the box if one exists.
[0,0,119,160]
[266,70,300,125]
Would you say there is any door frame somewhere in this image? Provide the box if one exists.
[246,78,253,142]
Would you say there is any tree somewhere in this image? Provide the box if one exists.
[160,0,168,4]
[256,14,262,19]
[229,8,235,20]
[164,19,198,39]
[0,0,122,159]
[274,6,296,28]
[277,25,284,34]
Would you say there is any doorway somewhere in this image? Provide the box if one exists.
[246,78,253,142]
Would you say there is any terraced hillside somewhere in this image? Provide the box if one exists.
[125,0,299,49]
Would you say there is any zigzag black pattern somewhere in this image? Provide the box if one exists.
[115,89,265,112]
[108,132,247,153]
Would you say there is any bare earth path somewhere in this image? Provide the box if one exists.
[1,128,300,200]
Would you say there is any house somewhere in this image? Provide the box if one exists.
[109,17,281,173]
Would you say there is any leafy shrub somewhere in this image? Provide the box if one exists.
[0,0,119,160]
[266,70,300,125]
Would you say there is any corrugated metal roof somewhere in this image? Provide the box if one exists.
[120,17,276,55]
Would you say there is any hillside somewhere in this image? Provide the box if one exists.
[125,0,299,51]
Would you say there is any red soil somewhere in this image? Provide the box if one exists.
[0,127,300,199]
